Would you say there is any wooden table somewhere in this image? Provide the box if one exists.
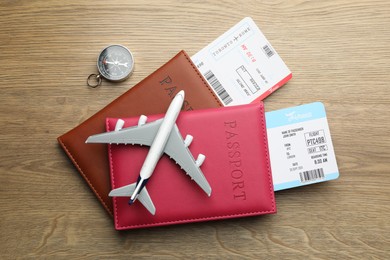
[1,1,389,258]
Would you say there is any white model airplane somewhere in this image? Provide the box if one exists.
[85,90,211,215]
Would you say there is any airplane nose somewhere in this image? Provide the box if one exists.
[177,90,185,100]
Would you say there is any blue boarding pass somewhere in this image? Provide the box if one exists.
[266,102,340,191]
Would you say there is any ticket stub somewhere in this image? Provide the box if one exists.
[191,17,292,106]
[266,102,339,191]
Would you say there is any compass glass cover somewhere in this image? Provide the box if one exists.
[97,45,134,82]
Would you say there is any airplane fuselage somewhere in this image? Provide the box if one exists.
[129,90,185,203]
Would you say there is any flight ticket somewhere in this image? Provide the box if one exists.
[266,102,339,190]
[191,17,292,106]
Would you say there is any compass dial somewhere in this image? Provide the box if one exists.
[97,45,134,82]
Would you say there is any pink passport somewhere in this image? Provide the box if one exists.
[106,102,276,229]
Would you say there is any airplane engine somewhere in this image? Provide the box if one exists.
[115,119,125,131]
[138,115,147,126]
[195,154,206,167]
[184,135,193,147]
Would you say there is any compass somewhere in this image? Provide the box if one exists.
[87,45,134,88]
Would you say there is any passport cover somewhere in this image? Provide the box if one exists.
[107,102,276,229]
[58,51,223,216]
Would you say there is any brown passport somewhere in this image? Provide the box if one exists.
[58,51,223,216]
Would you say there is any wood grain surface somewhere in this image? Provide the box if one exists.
[0,0,389,258]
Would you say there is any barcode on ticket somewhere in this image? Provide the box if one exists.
[204,70,233,105]
[299,168,325,183]
[262,44,274,58]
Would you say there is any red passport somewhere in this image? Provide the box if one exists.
[106,102,276,229]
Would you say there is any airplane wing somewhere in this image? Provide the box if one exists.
[109,183,156,215]
[164,125,212,196]
[86,118,163,146]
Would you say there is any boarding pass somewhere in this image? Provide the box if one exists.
[266,102,339,191]
[191,17,292,106]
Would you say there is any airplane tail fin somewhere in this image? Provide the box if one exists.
[109,183,156,215]
[137,188,155,215]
